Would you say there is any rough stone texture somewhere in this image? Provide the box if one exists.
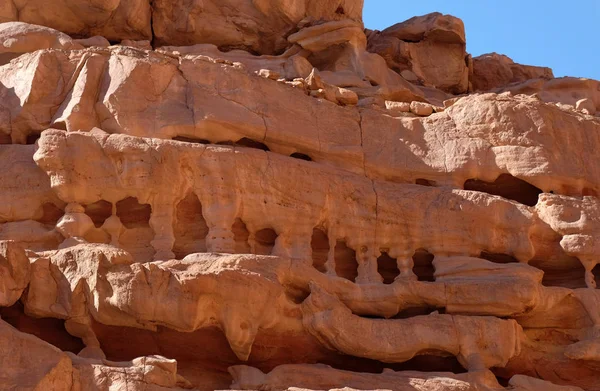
[471,52,554,91]
[0,22,82,55]
[1,0,152,41]
[409,101,434,116]
[0,318,73,390]
[367,13,469,94]
[0,3,599,391]
[496,77,600,113]
[153,0,364,53]
[0,316,186,390]
[0,241,30,307]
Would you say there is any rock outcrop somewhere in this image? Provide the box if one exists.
[367,13,469,94]
[0,2,599,391]
[0,0,152,41]
[153,0,364,53]
[471,52,554,91]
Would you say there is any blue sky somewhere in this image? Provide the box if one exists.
[363,1,600,80]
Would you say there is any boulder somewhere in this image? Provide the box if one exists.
[368,13,469,94]
[0,319,73,390]
[410,101,434,116]
[0,22,82,54]
[0,241,30,307]
[471,52,554,91]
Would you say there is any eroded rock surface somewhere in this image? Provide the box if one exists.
[0,3,599,391]
[153,0,364,54]
[471,52,554,91]
[367,13,469,94]
[1,0,151,41]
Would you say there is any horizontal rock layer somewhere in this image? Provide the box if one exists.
[0,4,599,391]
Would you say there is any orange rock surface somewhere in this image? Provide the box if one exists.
[0,2,599,391]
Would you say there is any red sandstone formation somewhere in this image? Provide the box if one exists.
[0,2,599,390]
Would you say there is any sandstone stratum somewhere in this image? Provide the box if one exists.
[0,1,599,390]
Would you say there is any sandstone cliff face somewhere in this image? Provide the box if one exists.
[0,3,599,391]
[153,0,364,53]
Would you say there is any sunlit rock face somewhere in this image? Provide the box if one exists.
[0,2,599,391]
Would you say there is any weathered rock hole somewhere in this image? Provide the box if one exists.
[36,203,64,226]
[335,6,345,15]
[480,251,519,264]
[583,187,599,196]
[0,302,84,354]
[116,197,151,229]
[92,320,465,391]
[311,228,329,273]
[0,132,11,144]
[285,287,311,305]
[173,193,209,259]
[415,178,436,187]
[377,252,400,284]
[84,200,113,228]
[254,228,278,255]
[232,218,251,254]
[368,78,379,87]
[0,52,20,67]
[26,133,41,145]
[114,197,154,261]
[235,138,270,151]
[219,45,262,56]
[335,240,358,282]
[413,249,435,282]
[393,306,443,319]
[326,353,466,375]
[386,355,467,374]
[593,264,600,288]
[308,44,348,71]
[173,136,210,144]
[464,174,542,207]
[291,152,312,161]
[530,258,587,289]
[398,38,421,44]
